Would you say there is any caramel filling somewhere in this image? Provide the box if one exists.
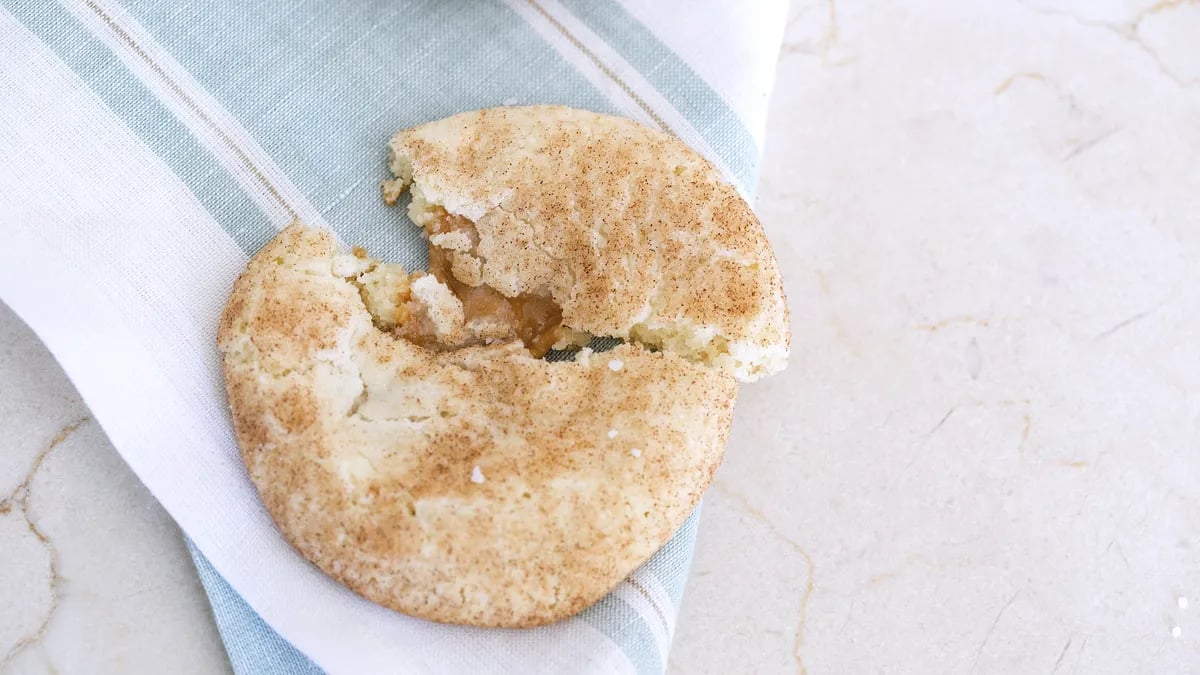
[422,210,568,357]
[366,206,585,357]
[424,247,562,357]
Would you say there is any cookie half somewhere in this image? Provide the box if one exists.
[386,105,790,381]
[219,225,736,627]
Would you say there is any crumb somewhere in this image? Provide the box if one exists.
[607,429,618,439]
[608,358,623,371]
[381,178,405,206]
[470,465,486,484]
[631,448,641,457]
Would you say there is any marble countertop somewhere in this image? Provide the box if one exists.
[4,0,1200,672]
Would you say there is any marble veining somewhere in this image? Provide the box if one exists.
[0,307,228,675]
[0,417,87,668]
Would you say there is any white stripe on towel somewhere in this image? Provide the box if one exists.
[62,0,326,229]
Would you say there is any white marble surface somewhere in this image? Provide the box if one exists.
[0,305,230,674]
[673,1,1200,672]
[4,0,1200,672]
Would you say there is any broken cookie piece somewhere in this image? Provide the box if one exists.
[387,105,790,381]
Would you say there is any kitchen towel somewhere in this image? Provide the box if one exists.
[0,0,787,672]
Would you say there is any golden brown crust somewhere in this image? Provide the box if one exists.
[388,105,790,381]
[219,225,736,627]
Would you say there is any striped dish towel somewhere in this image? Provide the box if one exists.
[0,1,786,672]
